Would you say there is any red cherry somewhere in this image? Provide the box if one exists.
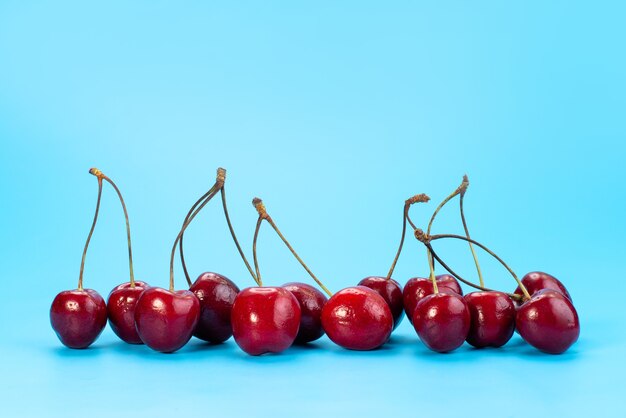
[282,282,327,344]
[321,286,393,351]
[514,271,572,301]
[231,287,301,355]
[412,292,470,353]
[464,291,516,348]
[134,287,200,353]
[403,274,462,322]
[107,281,150,344]
[357,276,404,330]
[50,289,108,349]
[516,289,580,354]
[189,272,240,344]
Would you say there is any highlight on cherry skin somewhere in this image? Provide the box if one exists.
[231,287,301,356]
[283,282,328,344]
[321,286,393,351]
[412,292,470,353]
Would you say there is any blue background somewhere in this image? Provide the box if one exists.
[1,1,624,417]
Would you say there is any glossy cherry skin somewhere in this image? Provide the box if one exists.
[282,282,327,344]
[514,271,572,301]
[321,286,393,351]
[189,272,240,344]
[107,281,150,344]
[231,287,301,355]
[357,276,404,330]
[50,289,108,349]
[134,287,200,353]
[464,291,516,348]
[413,292,470,353]
[516,289,580,354]
[403,274,463,323]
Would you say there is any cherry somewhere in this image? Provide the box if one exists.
[80,169,152,345]
[403,275,462,323]
[514,271,572,301]
[283,282,327,344]
[190,272,240,343]
[322,286,393,351]
[357,276,404,330]
[516,289,579,354]
[108,281,150,344]
[50,168,108,349]
[464,291,516,348]
[413,292,470,353]
[231,198,331,355]
[51,289,107,349]
[231,287,301,355]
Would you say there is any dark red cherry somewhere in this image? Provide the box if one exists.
[282,282,327,344]
[514,271,572,301]
[50,289,108,349]
[134,287,200,353]
[403,274,463,323]
[231,287,301,355]
[516,289,579,354]
[321,286,393,351]
[413,292,470,353]
[357,276,404,330]
[189,272,240,344]
[107,281,150,344]
[464,291,516,348]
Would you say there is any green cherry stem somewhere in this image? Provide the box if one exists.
[77,170,103,291]
[90,168,137,288]
[458,175,484,288]
[252,198,332,297]
[413,230,530,301]
[386,194,430,280]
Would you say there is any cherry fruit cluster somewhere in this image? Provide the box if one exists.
[51,169,579,355]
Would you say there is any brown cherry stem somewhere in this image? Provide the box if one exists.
[413,230,530,301]
[252,198,332,297]
[77,172,103,291]
[90,168,137,288]
[386,194,430,280]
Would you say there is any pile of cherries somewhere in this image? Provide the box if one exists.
[51,169,580,355]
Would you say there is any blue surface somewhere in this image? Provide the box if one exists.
[1,1,625,417]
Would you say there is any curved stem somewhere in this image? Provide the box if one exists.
[252,216,264,286]
[459,184,484,287]
[169,187,221,292]
[252,198,332,297]
[92,170,136,288]
[179,184,221,286]
[78,176,103,290]
[426,180,466,236]
[425,243,523,302]
[428,233,531,300]
[386,205,408,279]
[221,187,258,283]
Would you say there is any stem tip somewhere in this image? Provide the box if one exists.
[459,175,469,196]
[253,197,268,219]
[406,193,430,205]
[216,167,226,185]
[89,168,103,178]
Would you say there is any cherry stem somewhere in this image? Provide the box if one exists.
[220,187,258,284]
[252,216,264,286]
[178,169,258,287]
[77,174,103,291]
[90,168,136,288]
[179,184,221,286]
[252,198,333,297]
[169,174,224,293]
[386,194,430,279]
[458,176,484,288]
[414,230,530,301]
